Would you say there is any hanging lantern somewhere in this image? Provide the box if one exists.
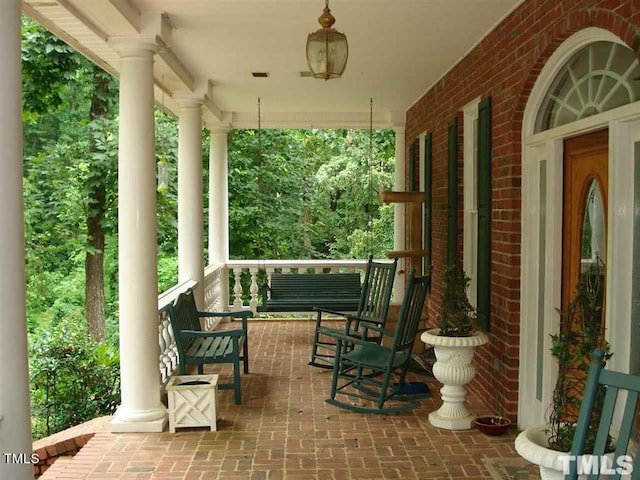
[157,157,169,193]
[306,0,348,80]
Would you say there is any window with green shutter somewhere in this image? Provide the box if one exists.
[423,133,432,276]
[409,138,419,192]
[476,97,492,331]
[447,117,458,266]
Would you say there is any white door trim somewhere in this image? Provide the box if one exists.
[519,27,639,428]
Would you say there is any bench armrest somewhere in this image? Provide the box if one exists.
[180,329,245,339]
[197,310,253,319]
[197,309,252,330]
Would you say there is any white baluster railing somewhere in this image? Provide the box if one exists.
[157,259,372,382]
[157,279,196,384]
[226,259,370,313]
[232,267,244,309]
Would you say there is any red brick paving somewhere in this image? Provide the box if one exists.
[39,319,524,479]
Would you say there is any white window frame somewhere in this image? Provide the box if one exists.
[463,98,481,308]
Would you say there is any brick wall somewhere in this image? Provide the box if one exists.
[404,0,640,420]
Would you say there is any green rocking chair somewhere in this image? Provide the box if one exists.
[309,256,397,369]
[322,272,430,414]
[564,348,640,479]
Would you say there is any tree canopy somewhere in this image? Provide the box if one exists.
[227,128,395,260]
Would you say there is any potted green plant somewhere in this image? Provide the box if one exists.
[436,264,477,337]
[421,264,489,430]
[516,263,612,479]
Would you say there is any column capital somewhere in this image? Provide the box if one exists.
[108,35,159,58]
[206,123,231,135]
[173,93,205,109]
[204,122,231,135]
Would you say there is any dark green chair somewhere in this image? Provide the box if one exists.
[322,272,430,414]
[167,288,253,404]
[309,257,397,369]
[564,349,640,479]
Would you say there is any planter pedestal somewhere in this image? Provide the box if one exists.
[166,374,219,432]
[421,328,488,430]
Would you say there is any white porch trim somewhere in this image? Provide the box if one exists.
[207,127,230,310]
[0,3,34,478]
[393,126,406,299]
[177,95,205,307]
[110,38,167,433]
[518,27,639,429]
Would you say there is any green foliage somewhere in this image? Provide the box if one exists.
[25,263,86,333]
[29,319,120,440]
[21,16,79,116]
[158,255,179,293]
[155,110,179,260]
[344,204,394,259]
[228,128,395,260]
[437,264,476,337]
[547,262,612,452]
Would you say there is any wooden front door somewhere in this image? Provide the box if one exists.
[562,130,608,312]
[560,130,608,420]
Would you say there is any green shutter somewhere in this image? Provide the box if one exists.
[423,133,432,276]
[477,97,492,331]
[408,140,416,192]
[447,117,458,266]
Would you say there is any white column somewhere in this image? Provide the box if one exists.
[0,3,34,479]
[208,128,230,308]
[109,38,167,432]
[394,126,406,299]
[177,97,204,307]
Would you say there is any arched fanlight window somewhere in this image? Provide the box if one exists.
[535,41,640,132]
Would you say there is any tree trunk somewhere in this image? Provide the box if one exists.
[86,187,106,342]
[85,69,110,342]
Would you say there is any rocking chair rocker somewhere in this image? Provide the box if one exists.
[322,272,430,414]
[308,256,397,369]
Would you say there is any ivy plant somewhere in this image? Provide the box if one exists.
[437,264,476,337]
[547,261,612,453]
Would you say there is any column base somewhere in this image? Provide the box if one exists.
[110,405,168,433]
[428,410,476,430]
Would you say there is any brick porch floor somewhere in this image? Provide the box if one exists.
[39,319,525,480]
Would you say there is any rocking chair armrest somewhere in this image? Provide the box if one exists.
[313,307,348,317]
[318,326,382,349]
[180,329,245,339]
[344,314,383,328]
[343,315,385,335]
[361,324,393,338]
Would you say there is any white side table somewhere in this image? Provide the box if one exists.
[166,374,219,432]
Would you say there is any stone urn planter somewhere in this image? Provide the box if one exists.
[515,425,568,480]
[420,328,488,430]
[515,425,615,480]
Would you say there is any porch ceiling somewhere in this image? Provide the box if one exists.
[22,0,522,129]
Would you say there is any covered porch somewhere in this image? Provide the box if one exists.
[36,319,532,480]
[1,1,529,478]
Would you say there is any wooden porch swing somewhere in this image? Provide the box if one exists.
[256,98,396,317]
